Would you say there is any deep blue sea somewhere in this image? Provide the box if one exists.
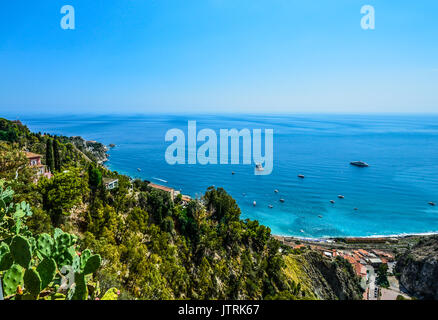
[17,114,438,238]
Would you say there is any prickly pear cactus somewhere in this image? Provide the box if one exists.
[84,254,101,275]
[0,252,13,271]
[0,243,13,271]
[36,233,54,258]
[101,287,120,300]
[36,257,56,289]
[10,236,32,269]
[80,249,92,269]
[1,184,102,300]
[2,264,24,297]
[23,268,41,296]
[70,272,88,300]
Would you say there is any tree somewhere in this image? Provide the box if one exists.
[0,142,28,180]
[45,138,55,172]
[376,263,389,288]
[203,186,241,222]
[39,167,88,223]
[53,138,61,171]
[88,164,102,193]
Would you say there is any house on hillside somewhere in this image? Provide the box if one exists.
[181,195,192,205]
[103,177,119,190]
[148,183,193,205]
[25,152,52,180]
[148,183,176,201]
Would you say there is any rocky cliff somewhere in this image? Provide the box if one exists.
[284,251,364,300]
[70,136,109,164]
[395,236,438,299]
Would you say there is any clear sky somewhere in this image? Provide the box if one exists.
[0,0,437,114]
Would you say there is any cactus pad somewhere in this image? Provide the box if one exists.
[101,287,119,300]
[24,268,42,296]
[0,252,13,271]
[37,233,54,257]
[71,272,88,300]
[10,236,32,268]
[84,254,101,275]
[2,264,24,297]
[80,249,92,269]
[36,257,57,289]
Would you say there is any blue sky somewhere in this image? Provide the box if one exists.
[0,0,437,114]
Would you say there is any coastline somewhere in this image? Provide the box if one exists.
[272,231,438,241]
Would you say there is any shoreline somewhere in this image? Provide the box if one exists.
[273,231,438,242]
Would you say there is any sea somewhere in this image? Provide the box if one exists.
[15,113,438,238]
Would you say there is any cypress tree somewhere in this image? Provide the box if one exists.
[88,164,102,193]
[53,139,61,172]
[45,138,55,173]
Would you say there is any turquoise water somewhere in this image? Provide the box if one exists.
[19,114,438,238]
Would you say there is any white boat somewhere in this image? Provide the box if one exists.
[255,163,264,171]
[253,201,257,206]
[338,195,345,199]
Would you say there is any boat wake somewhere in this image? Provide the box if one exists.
[153,177,168,183]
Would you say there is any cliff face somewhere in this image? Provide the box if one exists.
[70,136,109,164]
[395,236,438,299]
[284,251,363,300]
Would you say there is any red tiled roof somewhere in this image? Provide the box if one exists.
[25,151,42,159]
[149,183,174,193]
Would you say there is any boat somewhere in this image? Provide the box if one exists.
[109,143,116,148]
[232,171,235,175]
[274,189,279,193]
[298,174,305,179]
[354,208,358,211]
[350,161,369,167]
[318,215,323,218]
[279,199,285,203]
[137,168,141,172]
[429,202,436,206]
[330,200,335,204]
[268,205,273,209]
[253,201,257,206]
[255,163,264,171]
[338,195,344,199]
[300,229,304,233]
